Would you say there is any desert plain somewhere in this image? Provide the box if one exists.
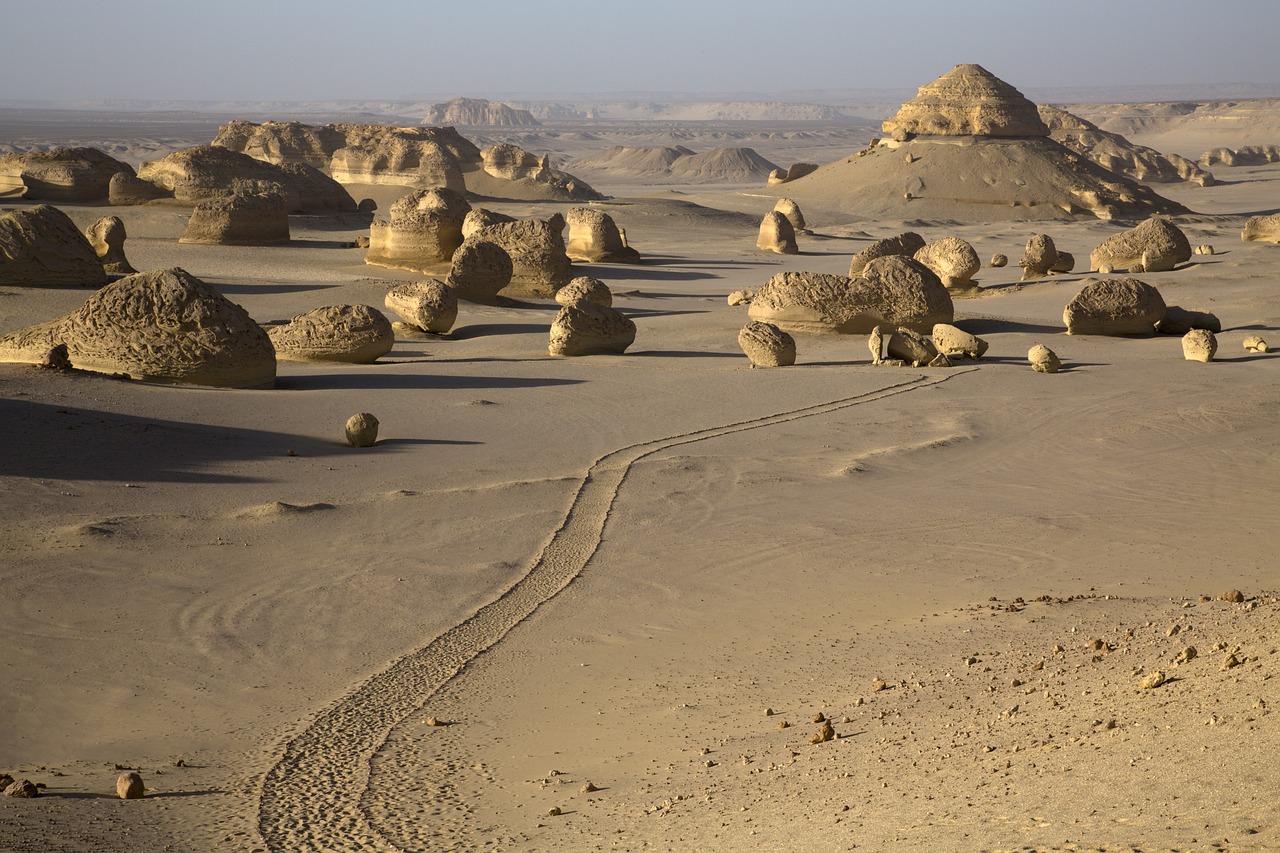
[1,83,1279,853]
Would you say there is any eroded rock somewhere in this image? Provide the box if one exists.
[548,301,635,356]
[757,210,798,254]
[1064,278,1166,336]
[0,204,107,287]
[180,192,290,245]
[915,236,980,289]
[737,321,796,367]
[565,207,639,263]
[84,216,136,275]
[555,276,612,308]
[1182,329,1217,362]
[1090,217,1191,272]
[269,304,394,363]
[384,280,458,333]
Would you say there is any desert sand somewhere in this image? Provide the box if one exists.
[1,87,1279,853]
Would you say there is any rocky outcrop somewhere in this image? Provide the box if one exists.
[1063,278,1166,336]
[0,147,135,200]
[565,207,639,263]
[849,232,925,276]
[738,321,796,367]
[756,210,798,254]
[1090,218,1192,272]
[1242,213,1280,243]
[365,187,471,272]
[548,301,635,356]
[0,204,107,287]
[384,280,458,334]
[137,146,355,211]
[466,218,573,298]
[84,216,136,275]
[333,137,466,191]
[882,63,1048,139]
[555,276,612,308]
[180,192,290,245]
[914,236,980,289]
[447,239,513,304]
[0,268,276,387]
[1038,104,1214,186]
[1019,234,1059,279]
[422,97,540,127]
[268,304,394,363]
[768,162,819,185]
[1198,144,1280,168]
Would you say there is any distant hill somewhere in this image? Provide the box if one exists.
[568,145,779,184]
[421,98,540,127]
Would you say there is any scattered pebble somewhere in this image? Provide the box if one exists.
[580,781,599,793]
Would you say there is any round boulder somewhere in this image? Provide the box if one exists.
[1090,217,1191,272]
[269,304,394,363]
[384,280,458,334]
[914,236,980,290]
[1019,234,1058,279]
[447,239,514,304]
[1182,329,1217,362]
[0,204,107,287]
[773,198,806,233]
[548,301,636,356]
[345,412,380,447]
[1242,213,1280,243]
[116,772,145,800]
[1063,278,1166,336]
[555,276,612,308]
[989,253,1008,268]
[932,323,989,359]
[1028,344,1061,373]
[737,321,796,367]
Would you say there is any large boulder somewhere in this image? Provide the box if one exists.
[849,232,925,276]
[881,63,1049,139]
[738,321,796,367]
[136,146,355,211]
[84,216,136,275]
[0,205,108,287]
[0,268,276,387]
[268,304,394,363]
[773,198,806,232]
[462,208,516,240]
[914,236,980,289]
[1063,278,1166,336]
[565,207,640,263]
[365,187,471,272]
[548,300,636,356]
[932,323,989,359]
[384,280,457,334]
[1019,234,1058,279]
[467,218,572,298]
[756,210,798,254]
[555,276,612,308]
[447,239,513,304]
[109,172,167,205]
[0,147,135,200]
[1090,217,1192,272]
[748,256,952,334]
[331,137,466,191]
[1242,213,1280,243]
[180,192,290,245]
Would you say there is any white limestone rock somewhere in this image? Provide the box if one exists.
[1064,278,1166,336]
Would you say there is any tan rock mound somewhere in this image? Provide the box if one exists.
[1029,344,1061,373]
[883,63,1049,139]
[1064,278,1166,336]
[849,232,925,276]
[773,198,806,232]
[885,327,941,365]
[269,304,394,363]
[365,187,471,273]
[473,143,602,201]
[467,218,573,298]
[334,137,466,192]
[1038,104,1214,186]
[447,239,514,304]
[1199,144,1280,168]
[548,301,636,356]
[136,145,355,211]
[0,205,107,287]
[757,210,798,254]
[423,97,540,127]
[738,321,796,367]
[1243,335,1269,353]
[768,162,818,185]
[1019,234,1059,279]
[1242,213,1280,243]
[555,276,612,308]
[84,216,136,275]
[462,208,517,240]
[1182,329,1217,362]
[748,257,952,335]
[565,207,640,263]
[1050,251,1076,274]
[0,147,136,200]
[384,280,458,334]
[989,253,1008,268]
[116,772,144,800]
[915,236,980,289]
[1090,217,1192,272]
[932,324,989,359]
[1157,306,1221,335]
[0,268,275,387]
[3,779,39,798]
[180,192,290,245]
[109,172,167,205]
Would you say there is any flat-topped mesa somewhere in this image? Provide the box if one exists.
[882,64,1049,140]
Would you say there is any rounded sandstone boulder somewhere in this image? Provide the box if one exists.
[989,253,1008,268]
[737,321,796,367]
[1242,213,1280,243]
[565,207,639,263]
[447,239,514,304]
[1090,217,1191,272]
[555,276,612,308]
[756,210,798,254]
[384,280,458,334]
[932,323,989,359]
[1028,344,1061,373]
[914,236,980,290]
[269,304,394,363]
[773,198,806,232]
[1182,329,1217,362]
[1019,234,1058,279]
[345,412,380,447]
[1063,278,1166,336]
[548,301,636,356]
[0,204,108,287]
[116,772,144,800]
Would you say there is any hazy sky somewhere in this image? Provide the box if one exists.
[9,0,1280,102]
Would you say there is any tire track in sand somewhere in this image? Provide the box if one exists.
[256,369,974,852]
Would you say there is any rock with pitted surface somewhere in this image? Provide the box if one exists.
[137,145,355,211]
[0,147,136,200]
[1019,234,1059,279]
[555,276,613,308]
[365,187,471,272]
[1157,306,1221,336]
[3,779,39,798]
[932,323,989,359]
[757,210,798,254]
[447,239,514,304]
[914,236,980,289]
[1064,278,1166,336]
[738,321,796,367]
[1182,329,1217,362]
[548,300,636,356]
[565,207,640,263]
[269,304,394,363]
[0,205,107,287]
[1090,218,1191,272]
[84,216,136,275]
[116,772,145,800]
[1029,344,1061,373]
[345,412,380,447]
[1242,213,1280,243]
[886,327,940,365]
[1243,335,1269,353]
[467,218,573,298]
[384,280,458,334]
[849,232,926,276]
[989,253,1008,268]
[882,64,1049,139]
[773,198,806,233]
[462,208,517,240]
[180,192,290,245]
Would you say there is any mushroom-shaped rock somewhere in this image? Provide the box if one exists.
[116,772,145,800]
[886,327,939,365]
[84,216,136,275]
[384,280,458,334]
[0,268,276,387]
[447,239,514,304]
[565,207,640,263]
[914,236,980,289]
[137,145,355,210]
[1019,234,1058,279]
[180,192,290,245]
[849,232,925,276]
[1064,278,1166,336]
[3,779,39,798]
[462,208,517,240]
[345,413,380,447]
[881,63,1049,139]
[1157,306,1221,336]
[366,187,471,272]
[1242,213,1280,243]
[269,304,394,363]
[1182,329,1217,362]
[1028,344,1061,373]
[548,301,635,356]
[737,321,796,367]
[468,218,573,298]
[932,323,989,359]
[0,204,107,287]
[555,276,612,308]
[1243,335,1269,353]
[757,210,798,254]
[773,198,806,232]
[1090,217,1191,272]
[989,253,1008,268]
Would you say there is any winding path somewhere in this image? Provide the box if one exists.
[255,369,973,851]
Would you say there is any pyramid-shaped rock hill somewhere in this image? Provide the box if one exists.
[773,64,1189,222]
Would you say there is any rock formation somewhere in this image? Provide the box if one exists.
[1243,335,1269,353]
[345,412,380,447]
[180,192,290,245]
[565,207,640,263]
[1182,329,1217,362]
[0,204,108,287]
[1019,234,1059,279]
[932,324,989,359]
[738,321,796,367]
[465,218,573,298]
[989,253,1008,268]
[1242,213,1280,243]
[463,208,517,239]
[1028,344,1061,373]
[1050,251,1076,274]
[884,327,941,366]
[555,276,613,308]
[0,268,276,388]
[548,301,636,356]
[849,232,925,276]
[756,210,798,254]
[116,772,145,800]
[384,280,458,334]
[365,187,471,272]
[1038,104,1214,186]
[882,63,1049,139]
[422,97,540,127]
[3,779,39,798]
[773,198,806,233]
[109,172,167,205]
[84,216,136,275]
[1198,144,1280,168]
[136,146,355,211]
[447,239,514,304]
[1063,278,1166,336]
[1090,218,1192,272]
[268,304,394,363]
[914,236,980,289]
[768,162,818,185]
[0,147,136,200]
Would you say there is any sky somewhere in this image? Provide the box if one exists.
[8,0,1280,104]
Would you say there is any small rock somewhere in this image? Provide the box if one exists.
[1223,653,1243,670]
[1139,671,1167,690]
[355,235,370,248]
[932,323,988,359]
[1182,328,1217,362]
[548,806,562,816]
[1243,335,1269,353]
[116,771,144,800]
[809,720,835,745]
[764,708,775,716]
[580,781,599,793]
[776,720,790,730]
[1175,647,1198,665]
[1028,344,1061,373]
[39,343,70,370]
[727,289,754,306]
[3,779,39,798]
[812,712,826,723]
[989,253,1008,268]
[1194,244,1214,255]
[345,412,379,447]
[1221,588,1245,603]
[425,717,445,727]
[872,679,888,692]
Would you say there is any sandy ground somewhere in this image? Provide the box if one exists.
[1,112,1279,853]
